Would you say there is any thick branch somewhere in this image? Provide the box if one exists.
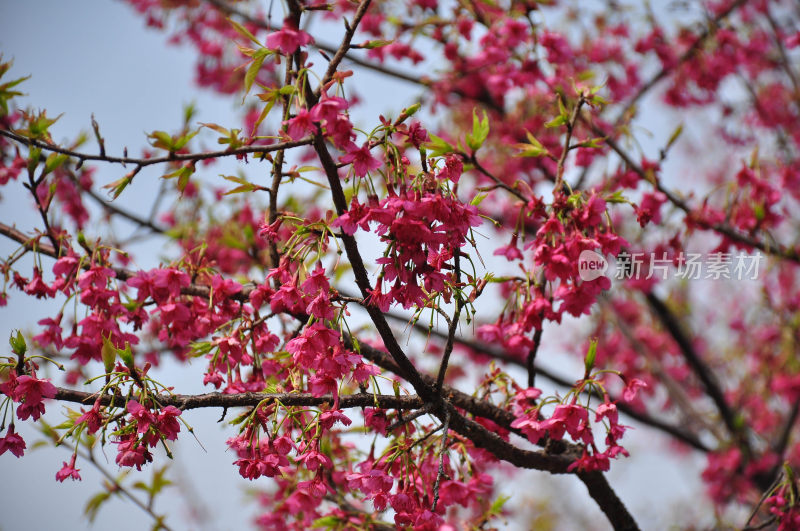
[369,299,711,452]
[52,387,424,411]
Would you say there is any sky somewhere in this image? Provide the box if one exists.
[0,1,720,530]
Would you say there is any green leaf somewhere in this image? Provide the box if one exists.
[361,39,393,49]
[9,329,26,355]
[104,173,134,200]
[544,114,567,128]
[489,494,511,515]
[162,165,195,193]
[584,338,598,374]
[222,174,258,195]
[22,110,61,139]
[466,108,489,151]
[665,123,683,150]
[753,202,765,221]
[244,49,268,100]
[101,335,116,374]
[605,190,628,204]
[84,490,112,523]
[557,95,568,117]
[513,130,549,158]
[51,418,75,430]
[427,133,454,157]
[183,101,197,125]
[311,516,341,528]
[135,466,173,498]
[0,57,30,116]
[228,18,260,45]
[396,102,421,125]
[118,341,135,369]
[470,192,488,206]
[575,137,605,149]
[147,130,174,151]
[200,122,229,136]
[173,130,198,151]
[147,128,197,152]
[253,99,276,134]
[43,153,68,175]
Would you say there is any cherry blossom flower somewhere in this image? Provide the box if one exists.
[0,425,26,458]
[265,21,313,55]
[55,455,81,482]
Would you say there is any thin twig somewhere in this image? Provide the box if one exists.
[431,408,451,512]
[204,0,427,88]
[435,252,461,393]
[0,128,313,168]
[55,438,173,531]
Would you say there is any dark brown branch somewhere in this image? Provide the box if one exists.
[527,326,543,389]
[435,252,461,393]
[354,340,639,529]
[53,387,424,411]
[313,133,432,398]
[443,402,640,530]
[0,128,313,168]
[317,0,374,94]
[645,293,743,445]
[0,221,254,301]
[370,299,711,452]
[577,470,640,531]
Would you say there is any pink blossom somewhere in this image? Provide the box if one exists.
[157,405,182,440]
[76,400,104,434]
[115,434,152,470]
[127,400,156,434]
[55,455,82,482]
[339,142,382,177]
[0,425,26,457]
[622,378,647,402]
[283,108,315,140]
[14,375,58,421]
[309,95,348,125]
[266,21,313,55]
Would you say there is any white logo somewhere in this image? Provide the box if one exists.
[578,250,608,281]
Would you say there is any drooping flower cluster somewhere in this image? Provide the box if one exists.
[335,189,482,310]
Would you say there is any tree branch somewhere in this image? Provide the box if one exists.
[644,293,745,447]
[368,297,711,452]
[52,387,424,411]
[0,128,313,168]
